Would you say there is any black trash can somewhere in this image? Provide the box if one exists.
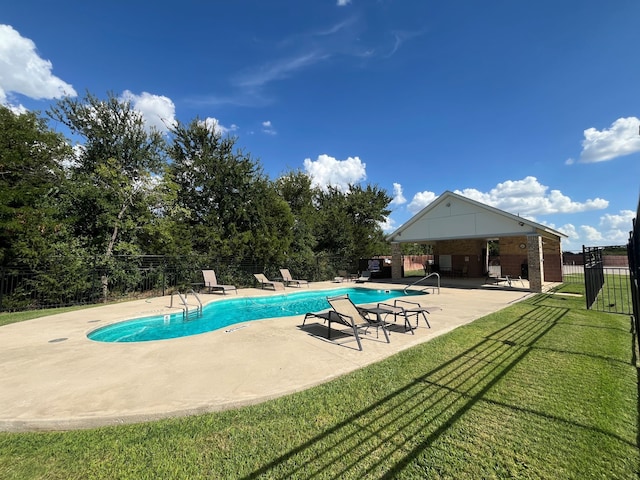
[521,263,529,279]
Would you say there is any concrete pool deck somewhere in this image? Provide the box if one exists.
[0,281,539,432]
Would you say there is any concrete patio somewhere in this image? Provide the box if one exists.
[0,280,540,432]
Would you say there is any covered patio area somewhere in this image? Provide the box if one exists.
[387,191,568,293]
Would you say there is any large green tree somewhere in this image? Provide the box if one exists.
[48,92,166,254]
[313,184,392,273]
[275,170,317,278]
[345,184,392,258]
[48,92,167,298]
[168,119,293,267]
[0,106,98,308]
[0,105,72,265]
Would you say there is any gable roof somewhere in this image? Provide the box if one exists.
[387,190,568,243]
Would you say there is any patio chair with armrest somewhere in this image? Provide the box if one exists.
[325,294,390,349]
[279,268,309,288]
[355,270,371,283]
[253,273,285,291]
[338,270,359,282]
[302,306,364,350]
[302,294,390,350]
[201,269,237,295]
[392,299,431,329]
[369,301,416,334]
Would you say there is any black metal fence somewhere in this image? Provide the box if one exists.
[562,251,632,316]
[583,246,605,310]
[0,254,356,312]
[0,256,255,312]
[628,198,640,355]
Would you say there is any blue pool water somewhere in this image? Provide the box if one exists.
[88,287,419,343]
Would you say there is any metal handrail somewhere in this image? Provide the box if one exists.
[404,272,440,295]
[169,289,203,319]
[185,288,203,315]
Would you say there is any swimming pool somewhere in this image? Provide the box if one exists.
[88,287,420,343]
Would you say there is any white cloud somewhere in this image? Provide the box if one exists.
[389,182,406,206]
[121,90,176,133]
[558,223,578,239]
[201,117,238,136]
[407,190,437,213]
[379,216,396,233]
[581,225,604,242]
[550,209,635,251]
[595,209,635,245]
[579,117,640,163]
[235,52,328,89]
[262,120,277,135]
[337,0,352,5]
[600,210,635,230]
[455,176,608,216]
[303,154,366,191]
[0,24,76,111]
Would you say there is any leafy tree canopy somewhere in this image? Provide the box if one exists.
[0,105,72,264]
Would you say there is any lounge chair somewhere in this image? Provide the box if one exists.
[338,270,358,282]
[355,270,371,283]
[201,270,237,295]
[279,268,309,288]
[302,309,340,327]
[253,273,285,291]
[375,299,431,333]
[322,294,390,350]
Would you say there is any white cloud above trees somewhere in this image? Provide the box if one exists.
[303,154,366,191]
[0,24,76,112]
[389,183,406,206]
[120,90,176,133]
[201,117,238,136]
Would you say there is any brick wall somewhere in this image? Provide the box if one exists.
[433,239,487,277]
[542,237,563,282]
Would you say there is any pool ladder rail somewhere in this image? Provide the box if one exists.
[403,272,440,295]
[169,289,203,320]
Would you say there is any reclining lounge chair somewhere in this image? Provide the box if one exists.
[355,270,371,283]
[279,268,309,287]
[202,270,237,295]
[374,299,431,334]
[253,273,285,291]
[306,294,389,350]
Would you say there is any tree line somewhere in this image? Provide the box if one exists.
[0,93,394,304]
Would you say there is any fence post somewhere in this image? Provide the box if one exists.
[162,260,166,297]
[0,266,4,311]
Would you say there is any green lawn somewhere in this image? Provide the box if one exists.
[0,305,97,327]
[0,287,638,479]
[560,272,633,314]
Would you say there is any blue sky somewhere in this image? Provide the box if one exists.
[2,1,639,252]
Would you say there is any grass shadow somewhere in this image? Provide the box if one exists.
[243,302,576,478]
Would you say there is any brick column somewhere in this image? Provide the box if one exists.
[391,242,402,279]
[526,234,543,293]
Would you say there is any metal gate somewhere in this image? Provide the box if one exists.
[582,246,632,315]
[627,198,640,350]
[583,246,604,310]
